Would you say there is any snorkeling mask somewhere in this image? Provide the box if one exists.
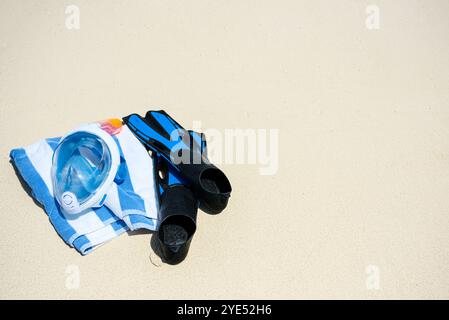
[51,120,122,215]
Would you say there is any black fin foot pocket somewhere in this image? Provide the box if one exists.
[157,185,198,265]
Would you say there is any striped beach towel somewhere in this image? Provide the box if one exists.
[9,124,159,255]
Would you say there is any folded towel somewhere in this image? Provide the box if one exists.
[10,124,159,255]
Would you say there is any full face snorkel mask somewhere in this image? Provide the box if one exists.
[51,120,121,215]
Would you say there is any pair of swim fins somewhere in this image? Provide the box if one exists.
[123,110,232,264]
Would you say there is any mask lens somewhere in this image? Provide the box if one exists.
[52,131,113,211]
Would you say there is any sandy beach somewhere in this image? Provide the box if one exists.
[1,0,449,299]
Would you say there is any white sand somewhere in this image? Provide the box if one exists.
[1,0,449,299]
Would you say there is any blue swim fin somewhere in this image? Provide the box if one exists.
[152,131,206,264]
[123,110,231,214]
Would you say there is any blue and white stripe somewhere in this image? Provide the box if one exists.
[10,124,159,255]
